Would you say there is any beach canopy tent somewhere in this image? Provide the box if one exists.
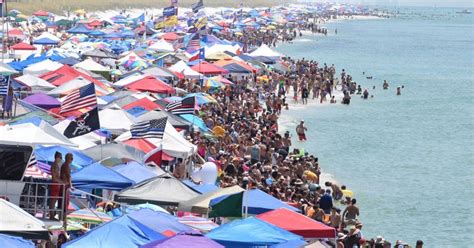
[128,209,197,236]
[0,199,49,240]
[33,32,61,45]
[0,122,76,147]
[63,213,166,248]
[67,23,92,34]
[249,44,284,58]
[40,65,110,91]
[14,74,56,93]
[181,180,219,194]
[47,77,108,96]
[72,162,134,190]
[122,138,157,153]
[0,61,19,75]
[111,161,163,184]
[140,66,177,80]
[256,208,336,239]
[58,57,81,66]
[82,49,117,59]
[141,234,224,248]
[83,142,145,162]
[123,75,175,94]
[178,215,219,233]
[23,59,63,76]
[22,93,60,110]
[205,217,305,248]
[179,185,244,214]
[210,189,300,216]
[122,98,160,111]
[11,42,36,51]
[168,61,202,79]
[73,58,110,72]
[114,174,200,206]
[179,114,209,133]
[0,234,35,248]
[191,61,229,75]
[98,107,137,134]
[148,39,175,52]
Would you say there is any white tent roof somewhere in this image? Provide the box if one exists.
[99,107,136,134]
[114,73,147,87]
[33,32,61,42]
[205,44,239,55]
[15,74,56,93]
[0,62,19,75]
[117,51,146,64]
[23,59,63,76]
[249,44,284,58]
[49,76,108,96]
[0,122,77,147]
[0,199,47,232]
[74,58,110,72]
[168,61,201,79]
[115,121,196,158]
[149,39,175,52]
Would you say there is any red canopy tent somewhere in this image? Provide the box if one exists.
[161,32,180,41]
[191,61,228,75]
[88,20,103,27]
[122,97,160,111]
[256,208,336,239]
[8,29,26,39]
[11,42,37,51]
[40,65,110,91]
[33,10,49,17]
[124,75,175,94]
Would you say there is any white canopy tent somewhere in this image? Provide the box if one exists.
[0,199,48,239]
[15,74,56,93]
[168,60,201,79]
[48,76,108,96]
[0,122,77,147]
[23,59,63,76]
[74,58,110,72]
[249,44,284,58]
[98,107,137,134]
[148,39,175,52]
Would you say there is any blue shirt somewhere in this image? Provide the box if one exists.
[319,194,333,210]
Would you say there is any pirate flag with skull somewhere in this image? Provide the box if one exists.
[63,108,100,138]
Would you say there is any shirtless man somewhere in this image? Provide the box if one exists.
[325,181,343,200]
[311,204,325,223]
[329,208,342,230]
[383,80,389,90]
[60,153,73,221]
[343,198,360,225]
[296,120,307,141]
[49,152,62,220]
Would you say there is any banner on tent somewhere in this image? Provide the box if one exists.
[163,6,177,17]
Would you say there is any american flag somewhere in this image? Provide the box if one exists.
[24,154,49,179]
[188,33,200,49]
[130,117,168,139]
[60,83,97,114]
[165,96,196,115]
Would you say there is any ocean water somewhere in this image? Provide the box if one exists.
[276,7,474,247]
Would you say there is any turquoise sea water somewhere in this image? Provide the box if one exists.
[276,7,473,247]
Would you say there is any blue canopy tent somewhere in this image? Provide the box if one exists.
[35,145,95,171]
[67,24,92,34]
[88,30,106,37]
[182,180,218,194]
[222,63,252,74]
[63,214,165,248]
[0,234,34,248]
[128,209,197,235]
[111,161,159,184]
[33,37,59,45]
[57,57,80,65]
[72,162,134,190]
[205,217,305,248]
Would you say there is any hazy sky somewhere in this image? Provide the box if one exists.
[318,0,474,7]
